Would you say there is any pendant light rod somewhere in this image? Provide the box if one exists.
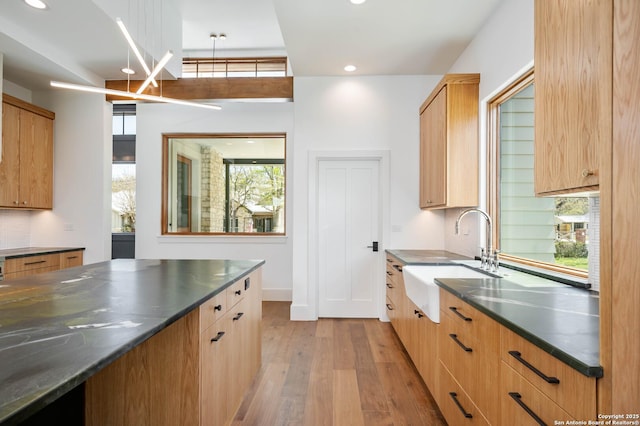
[50,81,222,111]
[136,50,173,94]
[116,17,159,88]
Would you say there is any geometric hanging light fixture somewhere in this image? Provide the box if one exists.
[50,14,221,111]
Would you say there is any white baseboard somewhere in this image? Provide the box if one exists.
[289,303,317,321]
[262,288,292,302]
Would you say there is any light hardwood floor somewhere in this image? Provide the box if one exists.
[231,302,446,426]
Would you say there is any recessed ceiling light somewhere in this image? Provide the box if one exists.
[24,0,47,9]
[350,0,366,4]
[344,65,357,72]
[121,67,136,75]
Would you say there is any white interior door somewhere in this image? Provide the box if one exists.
[318,159,380,318]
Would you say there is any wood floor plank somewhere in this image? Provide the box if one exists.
[233,302,445,426]
[333,369,365,426]
[303,336,333,426]
[233,362,289,426]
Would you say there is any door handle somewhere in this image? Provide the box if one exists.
[366,241,379,252]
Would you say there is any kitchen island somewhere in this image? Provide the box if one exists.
[0,258,264,425]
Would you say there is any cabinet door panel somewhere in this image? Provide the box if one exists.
[420,87,447,208]
[0,102,21,207]
[19,110,53,208]
[534,0,611,195]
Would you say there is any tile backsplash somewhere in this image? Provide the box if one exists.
[0,210,31,249]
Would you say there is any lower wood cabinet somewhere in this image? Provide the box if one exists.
[4,250,84,280]
[86,268,262,426]
[438,290,500,424]
[383,254,597,425]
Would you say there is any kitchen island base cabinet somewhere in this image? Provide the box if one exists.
[85,268,262,426]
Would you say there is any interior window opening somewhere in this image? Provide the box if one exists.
[162,134,286,235]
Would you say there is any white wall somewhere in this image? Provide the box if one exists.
[444,0,534,258]
[134,101,295,301]
[290,75,445,320]
[30,90,113,265]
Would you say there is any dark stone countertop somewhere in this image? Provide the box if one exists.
[0,247,85,259]
[0,258,264,425]
[386,249,602,378]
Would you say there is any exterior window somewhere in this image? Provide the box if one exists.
[162,134,286,235]
[112,105,136,233]
[489,71,593,278]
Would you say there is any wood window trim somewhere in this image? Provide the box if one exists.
[161,133,286,236]
[487,69,588,280]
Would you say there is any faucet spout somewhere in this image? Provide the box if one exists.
[455,208,494,269]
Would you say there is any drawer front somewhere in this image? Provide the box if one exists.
[501,361,574,425]
[440,289,497,343]
[501,326,597,420]
[60,250,83,269]
[385,296,398,324]
[438,361,490,426]
[439,300,500,424]
[200,291,228,333]
[5,253,60,273]
[227,277,247,307]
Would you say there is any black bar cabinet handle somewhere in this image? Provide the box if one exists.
[508,392,546,426]
[386,282,393,288]
[449,392,473,419]
[233,312,244,321]
[449,334,473,352]
[386,258,393,263]
[508,351,560,384]
[24,260,47,266]
[235,290,242,296]
[214,304,222,312]
[414,309,424,318]
[210,331,225,342]
[449,306,472,321]
[386,303,393,311]
[392,264,403,272]
[386,271,393,277]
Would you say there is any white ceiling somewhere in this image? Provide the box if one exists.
[0,0,503,92]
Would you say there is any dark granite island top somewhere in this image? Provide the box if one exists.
[0,258,264,425]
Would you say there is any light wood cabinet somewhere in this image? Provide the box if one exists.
[4,254,60,280]
[384,254,439,395]
[439,361,490,426]
[533,0,611,195]
[419,74,480,209]
[500,326,596,421]
[59,250,84,269]
[86,268,262,426]
[438,290,500,425]
[0,94,54,209]
[4,250,84,280]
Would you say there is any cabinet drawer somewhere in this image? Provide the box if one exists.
[227,277,249,307]
[385,296,398,323]
[501,361,574,425]
[439,307,500,423]
[501,326,596,420]
[60,250,83,269]
[200,291,227,333]
[440,289,499,346]
[5,253,60,273]
[438,361,490,426]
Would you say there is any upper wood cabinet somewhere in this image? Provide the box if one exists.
[419,74,480,209]
[0,94,55,209]
[533,0,611,195]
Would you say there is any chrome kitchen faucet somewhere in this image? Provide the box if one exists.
[455,208,499,273]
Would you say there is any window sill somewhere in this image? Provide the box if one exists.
[157,235,288,244]
[497,258,592,290]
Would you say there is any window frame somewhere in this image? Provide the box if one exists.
[161,133,287,236]
[487,69,588,279]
